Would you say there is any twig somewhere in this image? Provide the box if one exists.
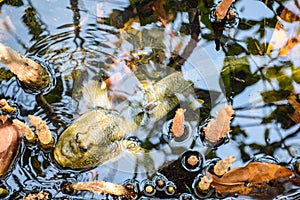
[0,43,50,90]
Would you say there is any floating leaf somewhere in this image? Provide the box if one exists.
[208,162,297,197]
[278,36,300,56]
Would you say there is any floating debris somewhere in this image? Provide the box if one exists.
[181,150,203,172]
[23,191,50,200]
[171,108,186,138]
[203,105,234,143]
[0,99,14,113]
[71,180,136,199]
[13,119,37,143]
[28,115,54,149]
[213,155,236,176]
[0,43,50,90]
[197,175,213,191]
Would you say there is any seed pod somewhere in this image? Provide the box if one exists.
[181,150,204,172]
[0,116,21,177]
[164,181,176,196]
[152,173,168,191]
[140,179,156,197]
[192,174,214,198]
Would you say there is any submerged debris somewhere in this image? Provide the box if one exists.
[28,115,54,149]
[203,105,234,143]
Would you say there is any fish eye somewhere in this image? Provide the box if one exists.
[79,146,89,152]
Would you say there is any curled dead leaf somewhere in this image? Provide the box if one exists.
[208,162,297,197]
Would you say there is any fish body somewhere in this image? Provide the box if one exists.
[54,71,194,169]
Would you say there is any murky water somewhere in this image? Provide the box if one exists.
[0,0,299,199]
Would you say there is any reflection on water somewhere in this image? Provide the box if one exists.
[0,0,299,199]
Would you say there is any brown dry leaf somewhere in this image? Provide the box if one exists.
[171,108,186,137]
[208,162,296,196]
[71,180,136,199]
[28,115,54,149]
[204,105,234,143]
[214,156,236,176]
